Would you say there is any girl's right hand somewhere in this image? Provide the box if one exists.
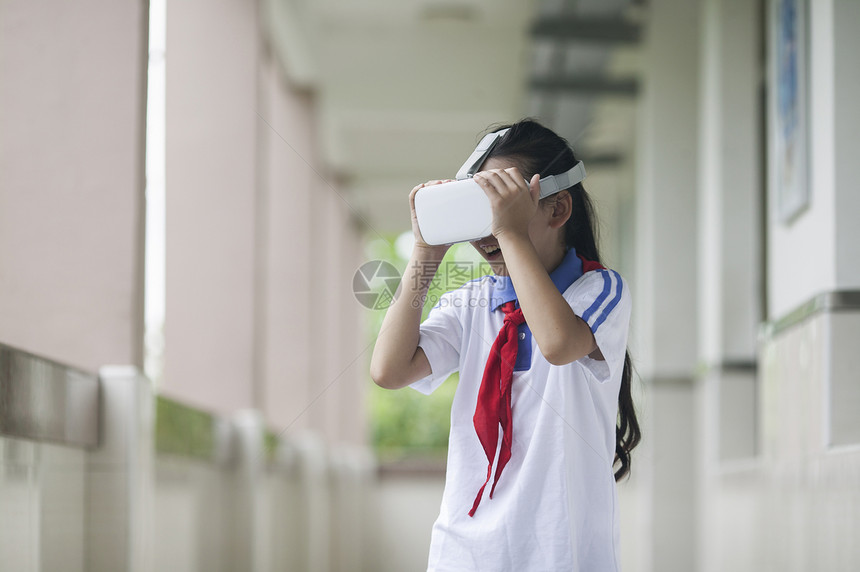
[409,180,454,257]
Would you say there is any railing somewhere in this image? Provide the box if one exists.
[760,289,860,339]
[0,343,99,447]
[0,343,376,572]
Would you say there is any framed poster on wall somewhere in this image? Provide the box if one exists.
[768,0,810,223]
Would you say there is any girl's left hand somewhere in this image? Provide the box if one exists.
[473,167,542,239]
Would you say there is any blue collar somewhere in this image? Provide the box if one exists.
[488,247,584,311]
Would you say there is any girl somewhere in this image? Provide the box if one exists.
[370,119,640,571]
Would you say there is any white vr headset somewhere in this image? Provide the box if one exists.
[414,128,586,246]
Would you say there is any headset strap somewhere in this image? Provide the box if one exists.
[455,127,587,197]
[455,128,511,180]
[538,161,586,199]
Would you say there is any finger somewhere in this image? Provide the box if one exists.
[529,173,541,201]
[410,181,432,211]
[491,168,530,197]
[491,169,523,194]
[486,168,519,191]
[409,187,419,213]
[502,167,528,190]
[410,183,423,202]
[506,167,535,194]
[472,172,502,201]
[427,179,453,186]
[478,170,515,196]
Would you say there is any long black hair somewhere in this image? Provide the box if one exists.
[483,118,641,481]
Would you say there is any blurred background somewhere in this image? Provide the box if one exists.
[1,0,859,570]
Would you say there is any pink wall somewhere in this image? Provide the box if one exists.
[0,0,148,370]
[162,2,368,443]
[163,0,259,413]
[258,51,315,432]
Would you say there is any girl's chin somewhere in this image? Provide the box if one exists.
[488,261,508,276]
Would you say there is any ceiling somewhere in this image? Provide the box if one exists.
[265,0,643,237]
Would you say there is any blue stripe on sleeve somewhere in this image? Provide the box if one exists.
[591,271,623,333]
[581,270,612,325]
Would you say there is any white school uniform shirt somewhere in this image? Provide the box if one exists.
[411,247,631,572]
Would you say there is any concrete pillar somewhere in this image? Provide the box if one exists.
[300,141,369,449]
[338,219,369,447]
[86,367,154,572]
[258,49,316,433]
[324,198,368,446]
[310,180,340,442]
[698,0,764,365]
[0,0,148,370]
[635,0,702,380]
[830,0,860,290]
[634,0,702,570]
[294,432,330,572]
[266,440,306,570]
[828,0,860,449]
[695,1,763,570]
[230,410,267,572]
[163,0,259,415]
[328,446,373,572]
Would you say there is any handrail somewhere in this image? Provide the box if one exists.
[154,395,236,465]
[0,343,99,448]
[761,290,860,340]
[0,343,301,464]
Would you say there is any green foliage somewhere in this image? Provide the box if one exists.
[155,396,215,460]
[369,373,459,462]
[365,234,493,459]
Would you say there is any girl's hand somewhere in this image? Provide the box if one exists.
[473,167,541,240]
[409,179,455,258]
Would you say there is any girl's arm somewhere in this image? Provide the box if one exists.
[369,181,452,389]
[473,168,599,366]
[495,232,599,365]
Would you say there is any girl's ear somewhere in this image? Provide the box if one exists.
[548,191,573,229]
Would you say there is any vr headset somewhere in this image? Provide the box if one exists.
[413,128,586,245]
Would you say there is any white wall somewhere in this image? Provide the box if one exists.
[373,474,445,572]
[0,438,87,572]
[754,312,860,570]
[695,1,860,571]
[767,0,860,319]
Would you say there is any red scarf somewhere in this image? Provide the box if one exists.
[469,254,604,517]
[470,300,524,517]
